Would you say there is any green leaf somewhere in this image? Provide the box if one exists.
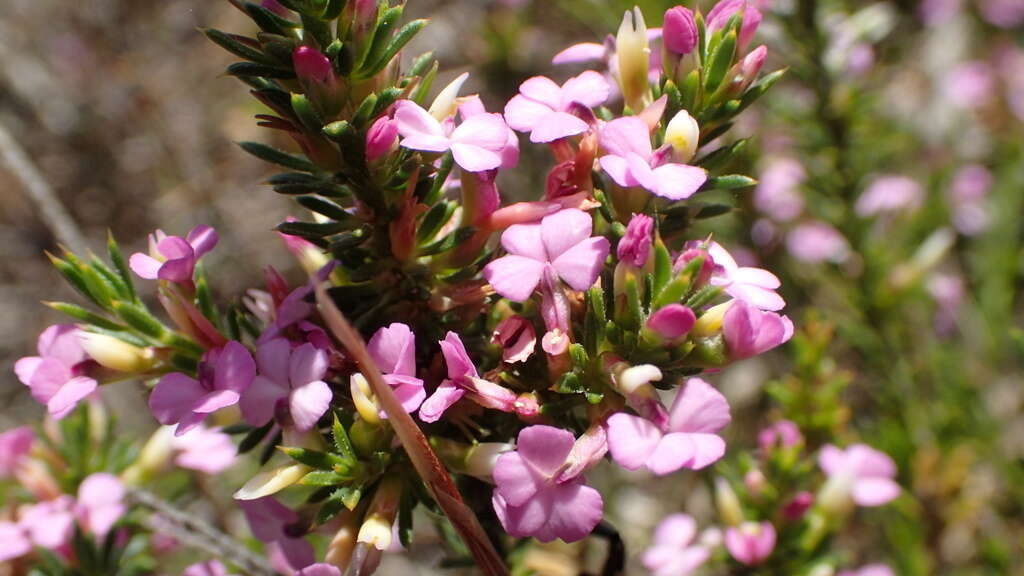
[704,30,737,94]
[424,152,454,205]
[696,138,747,171]
[203,29,275,64]
[701,174,756,191]
[291,93,324,132]
[693,203,734,219]
[351,93,378,128]
[226,61,296,79]
[106,231,136,302]
[48,254,93,304]
[238,420,274,454]
[410,61,439,105]
[357,6,403,71]
[320,0,346,20]
[736,68,787,113]
[277,219,352,241]
[408,51,435,78]
[280,447,345,469]
[300,470,346,486]
[332,413,356,460]
[245,2,300,35]
[416,200,455,243]
[112,302,167,340]
[296,196,355,222]
[418,227,475,256]
[652,239,673,297]
[45,302,125,331]
[358,19,428,80]
[239,141,317,172]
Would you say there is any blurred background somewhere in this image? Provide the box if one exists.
[1,0,1022,574]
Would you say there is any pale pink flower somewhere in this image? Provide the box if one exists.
[599,116,707,201]
[0,426,34,477]
[74,473,126,539]
[838,564,896,576]
[367,323,426,415]
[129,225,218,284]
[504,71,610,143]
[757,419,802,454]
[171,426,237,474]
[819,444,901,507]
[617,213,654,268]
[15,324,97,420]
[643,514,712,576]
[722,300,794,360]
[706,0,763,52]
[18,495,75,550]
[706,242,785,311]
[786,221,850,264]
[944,61,995,109]
[855,175,923,217]
[394,100,511,172]
[0,521,32,562]
[240,339,331,432]
[607,378,731,475]
[491,316,537,363]
[979,0,1024,28]
[724,521,776,565]
[754,158,804,222]
[492,426,604,542]
[183,559,238,576]
[365,115,399,163]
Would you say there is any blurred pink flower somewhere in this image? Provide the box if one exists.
[724,521,776,565]
[296,565,342,576]
[504,71,610,143]
[0,426,35,477]
[171,426,237,475]
[944,61,995,109]
[367,323,425,416]
[642,514,711,576]
[758,419,802,454]
[855,175,923,217]
[819,444,901,507]
[394,100,510,172]
[183,559,237,576]
[149,341,256,436]
[948,164,992,235]
[918,0,963,26]
[599,117,707,200]
[607,378,731,475]
[74,473,126,539]
[838,565,896,576]
[0,521,32,562]
[239,497,315,571]
[15,324,97,420]
[492,425,604,542]
[240,339,331,432]
[129,225,218,284]
[786,221,850,264]
[18,495,75,550]
[723,300,794,360]
[979,0,1024,28]
[754,158,805,222]
[706,0,763,52]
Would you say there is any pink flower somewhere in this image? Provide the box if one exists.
[74,473,126,539]
[459,94,520,169]
[617,213,654,267]
[483,208,610,302]
[171,426,238,474]
[367,323,426,415]
[607,378,731,475]
[979,0,1024,28]
[722,300,794,360]
[552,41,609,66]
[492,426,604,542]
[504,71,610,143]
[819,444,901,507]
[599,116,707,201]
[0,521,32,562]
[183,560,238,576]
[296,565,342,576]
[948,164,991,236]
[786,222,850,264]
[0,426,34,477]
[239,497,315,571]
[129,225,218,284]
[944,61,995,109]
[646,304,697,341]
[855,175,923,217]
[149,341,256,436]
[663,7,699,56]
[394,100,511,172]
[18,495,75,550]
[365,115,399,163]
[642,514,712,576]
[754,158,804,222]
[706,242,784,311]
[240,339,331,432]
[838,564,896,576]
[491,316,537,363]
[706,0,763,52]
[724,521,776,565]
[15,324,97,420]
[757,419,802,454]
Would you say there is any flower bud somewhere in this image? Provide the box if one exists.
[665,110,700,163]
[732,45,767,94]
[492,316,537,364]
[357,476,402,550]
[783,491,814,520]
[692,301,733,337]
[617,213,654,268]
[325,511,360,570]
[365,116,399,163]
[122,426,174,485]
[674,246,715,287]
[79,332,156,374]
[350,374,382,425]
[715,477,745,526]
[293,46,335,87]
[646,304,697,341]
[724,521,776,566]
[428,72,470,121]
[744,468,767,496]
[613,363,663,395]
[233,463,310,500]
[706,0,763,52]
[663,6,698,56]
[616,7,651,112]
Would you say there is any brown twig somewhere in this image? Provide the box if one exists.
[315,284,510,576]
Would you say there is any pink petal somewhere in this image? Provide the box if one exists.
[504,94,553,133]
[818,444,845,477]
[646,432,726,474]
[552,42,606,65]
[450,142,503,172]
[289,379,332,431]
[667,378,732,434]
[367,323,416,376]
[128,252,163,280]
[733,267,782,289]
[559,70,611,109]
[542,481,604,543]
[47,376,97,420]
[383,373,426,414]
[214,342,256,394]
[517,76,563,109]
[191,389,241,414]
[598,155,638,187]
[846,444,898,478]
[239,497,294,541]
[852,478,901,507]
[186,225,219,258]
[500,222,546,261]
[626,152,659,191]
[516,425,575,476]
[25,357,72,404]
[493,451,543,507]
[439,332,476,379]
[76,473,125,538]
[599,116,652,158]
[529,112,590,143]
[13,356,43,388]
[483,255,546,302]
[394,100,445,139]
[551,237,610,292]
[492,491,547,538]
[288,343,329,386]
[255,338,291,388]
[296,564,343,576]
[240,375,289,426]
[0,522,31,562]
[173,427,237,474]
[541,208,594,260]
[451,113,510,152]
[651,513,697,548]
[418,380,465,423]
[155,237,196,283]
[277,537,316,571]
[651,163,708,201]
[606,412,662,470]
[38,324,87,366]
[399,132,452,153]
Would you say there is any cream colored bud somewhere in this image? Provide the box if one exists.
[715,477,745,526]
[350,374,382,425]
[816,473,855,517]
[665,110,700,163]
[122,426,175,485]
[357,476,402,550]
[79,333,156,373]
[464,442,514,479]
[233,463,310,500]
[616,7,651,112]
[428,72,470,121]
[614,363,663,395]
[325,511,360,570]
[692,301,734,337]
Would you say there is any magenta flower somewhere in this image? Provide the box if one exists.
[663,7,698,56]
[491,316,537,364]
[607,378,731,475]
[292,46,334,87]
[149,341,256,436]
[855,175,923,217]
[74,473,126,539]
[642,514,712,576]
[394,100,511,172]
[484,208,610,302]
[15,324,97,420]
[757,419,802,454]
[171,426,237,475]
[599,117,707,200]
[504,71,610,143]
[706,242,784,311]
[239,497,315,571]
[183,560,238,576]
[240,339,331,432]
[819,444,901,507]
[618,213,654,267]
[722,300,794,360]
[129,225,218,284]
[0,426,34,477]
[786,222,850,264]
[492,426,604,542]
[724,521,776,566]
[838,565,896,576]
[365,115,399,163]
[706,0,763,52]
[367,323,426,415]
[646,304,697,341]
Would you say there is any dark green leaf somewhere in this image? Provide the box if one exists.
[239,141,317,172]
